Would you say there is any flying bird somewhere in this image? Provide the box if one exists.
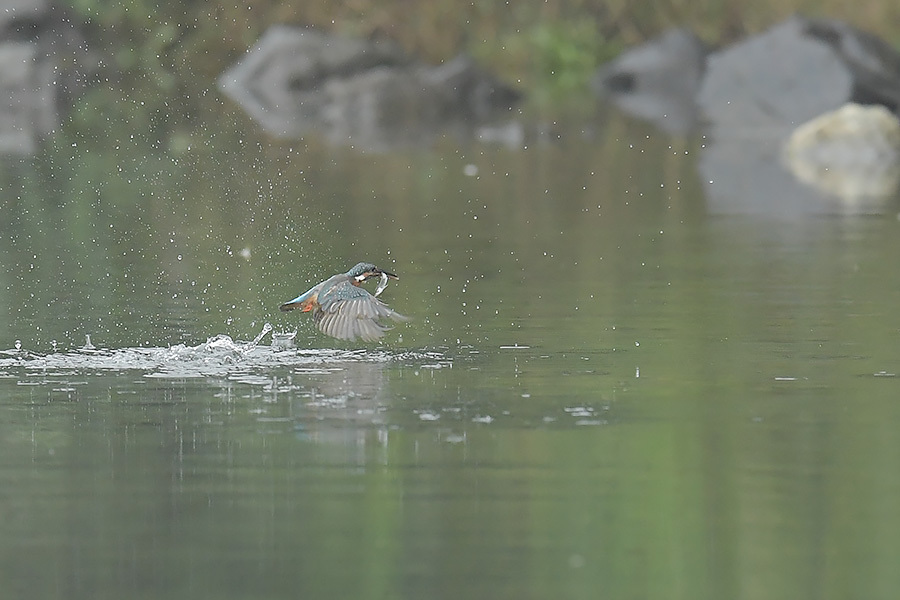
[279,262,409,342]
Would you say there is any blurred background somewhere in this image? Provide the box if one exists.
[2,2,900,599]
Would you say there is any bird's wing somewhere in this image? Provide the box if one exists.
[315,282,408,342]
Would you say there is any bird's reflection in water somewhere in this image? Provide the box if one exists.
[286,359,394,453]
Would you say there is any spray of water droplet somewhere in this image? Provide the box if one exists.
[252,322,273,345]
[272,330,296,350]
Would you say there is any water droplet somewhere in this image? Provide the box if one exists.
[251,322,273,345]
[271,331,296,350]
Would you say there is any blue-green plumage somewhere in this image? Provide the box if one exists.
[280,262,408,342]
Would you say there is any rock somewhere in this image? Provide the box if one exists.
[219,26,410,138]
[219,27,520,149]
[421,55,521,122]
[783,103,900,201]
[699,106,900,216]
[803,18,900,110]
[0,41,56,154]
[696,17,900,215]
[0,0,50,40]
[698,16,900,136]
[593,28,707,134]
[320,56,520,151]
[699,17,848,135]
[0,1,98,154]
[319,66,448,149]
[697,136,839,216]
[0,0,53,154]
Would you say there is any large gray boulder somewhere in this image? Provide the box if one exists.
[219,26,520,150]
[320,56,520,150]
[1,0,55,154]
[0,0,49,37]
[593,28,707,134]
[698,16,900,135]
[0,0,97,154]
[697,16,900,213]
[0,42,55,154]
[218,27,410,138]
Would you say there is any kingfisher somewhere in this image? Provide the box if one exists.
[279,262,408,342]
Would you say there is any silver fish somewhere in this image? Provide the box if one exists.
[374,271,390,297]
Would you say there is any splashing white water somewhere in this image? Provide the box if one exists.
[0,327,447,380]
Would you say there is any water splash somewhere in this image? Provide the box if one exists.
[0,332,448,380]
[251,322,273,345]
[272,331,296,350]
[0,340,32,360]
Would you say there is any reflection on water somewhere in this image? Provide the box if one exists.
[0,332,621,432]
[2,321,899,598]
[4,80,900,597]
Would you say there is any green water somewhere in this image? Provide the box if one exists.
[3,99,900,599]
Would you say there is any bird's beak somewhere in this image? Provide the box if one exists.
[379,269,399,280]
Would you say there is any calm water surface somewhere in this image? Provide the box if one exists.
[2,107,900,599]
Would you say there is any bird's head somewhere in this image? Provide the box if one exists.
[347,262,399,283]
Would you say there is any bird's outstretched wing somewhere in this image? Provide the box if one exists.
[315,282,409,342]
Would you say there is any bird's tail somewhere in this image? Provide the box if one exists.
[280,288,317,312]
